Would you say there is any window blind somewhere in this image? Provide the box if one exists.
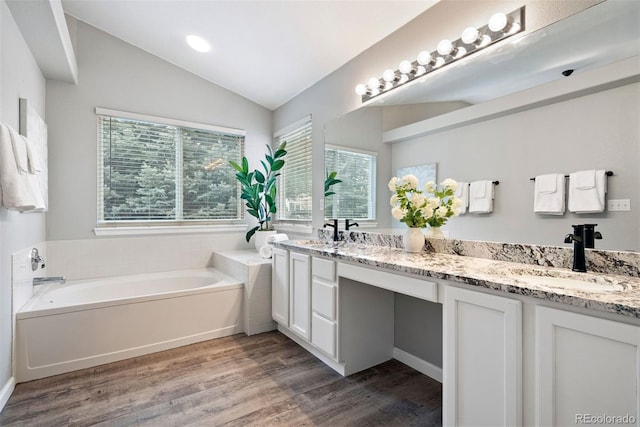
[276,116,312,221]
[97,110,244,225]
[324,146,377,220]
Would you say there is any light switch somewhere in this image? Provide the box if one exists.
[607,199,631,211]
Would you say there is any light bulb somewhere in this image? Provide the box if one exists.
[368,77,381,90]
[186,34,211,53]
[355,84,368,96]
[399,74,409,84]
[489,13,508,32]
[384,82,393,91]
[437,39,454,56]
[398,60,413,75]
[415,66,426,76]
[461,27,479,44]
[371,88,380,96]
[434,57,445,68]
[382,69,396,82]
[416,51,432,66]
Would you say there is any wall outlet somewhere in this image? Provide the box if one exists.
[607,199,631,211]
[319,198,324,211]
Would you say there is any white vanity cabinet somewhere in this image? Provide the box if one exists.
[536,306,640,426]
[311,256,338,359]
[289,251,311,340]
[271,247,289,326]
[444,286,523,427]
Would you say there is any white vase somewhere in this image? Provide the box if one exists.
[254,230,277,251]
[425,226,445,239]
[403,228,425,253]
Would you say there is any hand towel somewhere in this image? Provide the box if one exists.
[8,125,28,174]
[568,169,606,213]
[534,174,565,215]
[469,180,494,213]
[24,135,42,173]
[259,245,273,259]
[0,123,42,211]
[454,181,469,214]
[266,233,289,244]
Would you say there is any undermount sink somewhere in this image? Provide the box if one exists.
[509,268,628,293]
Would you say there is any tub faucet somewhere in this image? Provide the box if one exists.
[33,276,66,286]
[345,219,359,231]
[564,224,586,272]
[323,219,340,241]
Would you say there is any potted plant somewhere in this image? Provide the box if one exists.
[230,142,287,248]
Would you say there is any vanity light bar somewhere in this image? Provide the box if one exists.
[355,7,525,103]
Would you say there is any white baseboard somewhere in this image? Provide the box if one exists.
[0,376,16,412]
[393,347,443,383]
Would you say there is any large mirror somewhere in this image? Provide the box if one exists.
[324,0,640,251]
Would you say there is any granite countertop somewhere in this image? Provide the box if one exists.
[276,240,640,319]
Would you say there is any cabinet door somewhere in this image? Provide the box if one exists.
[444,286,522,426]
[536,306,640,426]
[311,312,336,358]
[289,252,311,340]
[271,247,289,326]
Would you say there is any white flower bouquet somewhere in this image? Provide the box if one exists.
[389,175,462,228]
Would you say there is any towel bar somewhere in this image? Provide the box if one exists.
[529,171,613,181]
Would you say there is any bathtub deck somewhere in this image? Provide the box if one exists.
[0,332,442,426]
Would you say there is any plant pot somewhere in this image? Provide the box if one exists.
[403,228,425,253]
[254,230,277,251]
[426,226,445,239]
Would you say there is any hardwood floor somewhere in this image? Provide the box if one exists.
[0,332,442,426]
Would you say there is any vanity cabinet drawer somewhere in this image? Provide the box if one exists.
[311,312,336,358]
[312,257,336,282]
[312,279,336,320]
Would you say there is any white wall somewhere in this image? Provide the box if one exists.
[45,17,273,242]
[0,0,46,405]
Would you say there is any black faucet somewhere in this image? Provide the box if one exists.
[583,224,603,249]
[564,224,586,272]
[323,219,339,241]
[345,219,359,231]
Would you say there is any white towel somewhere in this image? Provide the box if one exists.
[259,245,273,259]
[8,125,28,174]
[469,180,494,213]
[266,233,289,244]
[454,181,469,214]
[24,135,42,173]
[534,174,565,215]
[0,124,44,211]
[568,170,606,213]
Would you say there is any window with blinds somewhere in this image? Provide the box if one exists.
[97,108,244,225]
[276,116,312,221]
[324,145,377,220]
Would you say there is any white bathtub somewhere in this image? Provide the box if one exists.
[16,268,244,382]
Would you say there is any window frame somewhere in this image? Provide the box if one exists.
[324,144,377,221]
[274,115,313,224]
[95,107,247,235]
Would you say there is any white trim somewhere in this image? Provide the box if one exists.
[325,144,378,157]
[0,377,16,412]
[94,224,247,236]
[393,347,442,383]
[274,223,314,235]
[95,107,246,136]
[274,114,312,138]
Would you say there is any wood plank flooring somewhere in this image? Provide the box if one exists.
[0,331,442,426]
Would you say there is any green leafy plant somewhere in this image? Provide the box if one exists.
[230,142,287,242]
[324,171,342,197]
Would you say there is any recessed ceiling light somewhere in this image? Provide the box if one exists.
[186,34,210,53]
